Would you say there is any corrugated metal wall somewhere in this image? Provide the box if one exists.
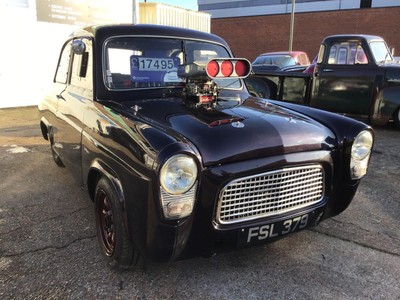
[139,3,210,33]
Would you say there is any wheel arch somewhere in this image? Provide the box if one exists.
[372,85,400,125]
[393,106,400,129]
[87,159,125,205]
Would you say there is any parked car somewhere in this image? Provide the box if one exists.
[252,51,311,72]
[248,34,400,129]
[38,24,374,268]
[303,55,318,74]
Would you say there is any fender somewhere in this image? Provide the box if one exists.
[86,159,134,244]
[270,100,370,147]
[87,159,125,205]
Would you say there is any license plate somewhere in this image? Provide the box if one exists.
[238,211,323,245]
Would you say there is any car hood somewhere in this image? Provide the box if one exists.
[123,97,336,167]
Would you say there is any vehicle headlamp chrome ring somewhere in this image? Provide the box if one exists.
[350,130,374,180]
[160,154,198,195]
[351,130,374,161]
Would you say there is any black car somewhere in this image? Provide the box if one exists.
[38,24,374,268]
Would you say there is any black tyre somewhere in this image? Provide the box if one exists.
[51,143,65,167]
[393,107,400,129]
[94,177,138,268]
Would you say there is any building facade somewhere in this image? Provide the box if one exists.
[1,1,208,108]
[199,0,400,18]
[139,3,210,32]
[199,0,400,62]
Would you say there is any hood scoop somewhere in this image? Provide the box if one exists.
[187,106,244,127]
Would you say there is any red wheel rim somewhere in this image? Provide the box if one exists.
[98,191,115,256]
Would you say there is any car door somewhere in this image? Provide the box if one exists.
[54,38,94,183]
[310,42,377,118]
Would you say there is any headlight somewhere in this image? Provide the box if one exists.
[160,154,197,195]
[159,154,198,219]
[350,130,373,179]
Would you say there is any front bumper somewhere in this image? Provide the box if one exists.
[144,150,360,262]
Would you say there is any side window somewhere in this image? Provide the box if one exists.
[252,57,262,65]
[265,57,272,65]
[317,45,325,64]
[328,46,337,64]
[70,38,93,91]
[55,41,72,84]
[298,54,306,65]
[328,42,361,65]
[349,45,357,64]
[337,47,348,64]
[355,46,368,64]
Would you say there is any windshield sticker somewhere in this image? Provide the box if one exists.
[130,56,181,83]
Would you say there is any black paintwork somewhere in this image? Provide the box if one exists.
[39,24,372,263]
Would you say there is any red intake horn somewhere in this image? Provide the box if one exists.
[221,60,233,77]
[206,60,219,78]
[206,58,251,79]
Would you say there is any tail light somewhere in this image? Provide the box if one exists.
[206,58,251,79]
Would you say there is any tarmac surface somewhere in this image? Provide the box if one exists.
[0,106,399,299]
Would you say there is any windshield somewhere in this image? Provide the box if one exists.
[369,41,393,63]
[253,55,296,68]
[104,37,240,90]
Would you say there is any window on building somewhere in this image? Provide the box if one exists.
[360,0,372,9]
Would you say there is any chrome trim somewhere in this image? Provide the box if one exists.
[216,165,325,224]
[160,182,198,219]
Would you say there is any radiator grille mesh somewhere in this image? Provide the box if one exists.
[216,165,324,224]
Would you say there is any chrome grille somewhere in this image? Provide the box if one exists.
[216,165,324,224]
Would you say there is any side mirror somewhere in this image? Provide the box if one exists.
[72,40,86,55]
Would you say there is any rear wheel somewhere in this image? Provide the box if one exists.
[394,107,400,129]
[94,177,138,268]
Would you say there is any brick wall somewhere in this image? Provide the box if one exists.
[211,7,400,62]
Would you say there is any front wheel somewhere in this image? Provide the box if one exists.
[51,142,65,167]
[393,107,400,129]
[94,177,138,268]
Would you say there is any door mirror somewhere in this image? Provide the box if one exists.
[72,40,86,55]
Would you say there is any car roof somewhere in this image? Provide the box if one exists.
[322,34,385,44]
[69,24,229,47]
[257,51,307,57]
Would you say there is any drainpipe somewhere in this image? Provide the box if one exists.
[289,0,295,52]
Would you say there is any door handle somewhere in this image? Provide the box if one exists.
[323,68,334,72]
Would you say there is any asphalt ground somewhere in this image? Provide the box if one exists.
[0,106,399,299]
